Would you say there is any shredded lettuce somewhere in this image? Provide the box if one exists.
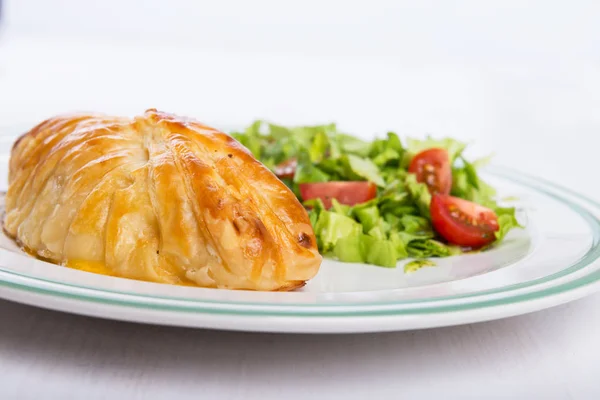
[404,259,437,273]
[341,155,386,187]
[406,136,467,162]
[337,133,372,157]
[495,207,522,242]
[313,210,362,253]
[353,205,381,233]
[360,235,398,267]
[231,122,523,269]
[294,161,330,184]
[407,239,461,258]
[333,231,364,263]
[405,174,432,219]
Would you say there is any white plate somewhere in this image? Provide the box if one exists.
[0,132,599,333]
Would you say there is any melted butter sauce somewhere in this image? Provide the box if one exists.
[65,259,116,277]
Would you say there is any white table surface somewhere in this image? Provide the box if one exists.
[1,30,600,399]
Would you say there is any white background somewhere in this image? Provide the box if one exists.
[1,1,600,399]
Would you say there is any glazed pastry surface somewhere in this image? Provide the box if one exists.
[4,109,322,291]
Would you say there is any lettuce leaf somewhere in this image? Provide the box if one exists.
[360,235,398,267]
[332,232,399,267]
[406,136,466,162]
[332,231,365,263]
[495,207,522,242]
[337,133,372,157]
[404,259,437,273]
[313,210,363,253]
[341,155,386,186]
[353,205,381,233]
[407,239,461,258]
[405,173,432,219]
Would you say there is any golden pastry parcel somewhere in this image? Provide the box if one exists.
[3,109,322,291]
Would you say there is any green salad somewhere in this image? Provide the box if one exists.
[231,121,521,268]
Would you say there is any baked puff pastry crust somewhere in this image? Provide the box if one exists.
[4,109,322,291]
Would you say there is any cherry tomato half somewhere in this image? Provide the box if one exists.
[431,194,499,248]
[274,158,297,180]
[299,181,377,209]
[408,148,452,195]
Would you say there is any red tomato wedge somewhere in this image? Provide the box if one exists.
[274,158,297,180]
[431,194,499,248]
[408,148,452,195]
[299,182,377,209]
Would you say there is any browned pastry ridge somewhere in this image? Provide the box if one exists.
[3,109,322,291]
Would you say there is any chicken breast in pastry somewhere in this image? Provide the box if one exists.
[3,109,322,291]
